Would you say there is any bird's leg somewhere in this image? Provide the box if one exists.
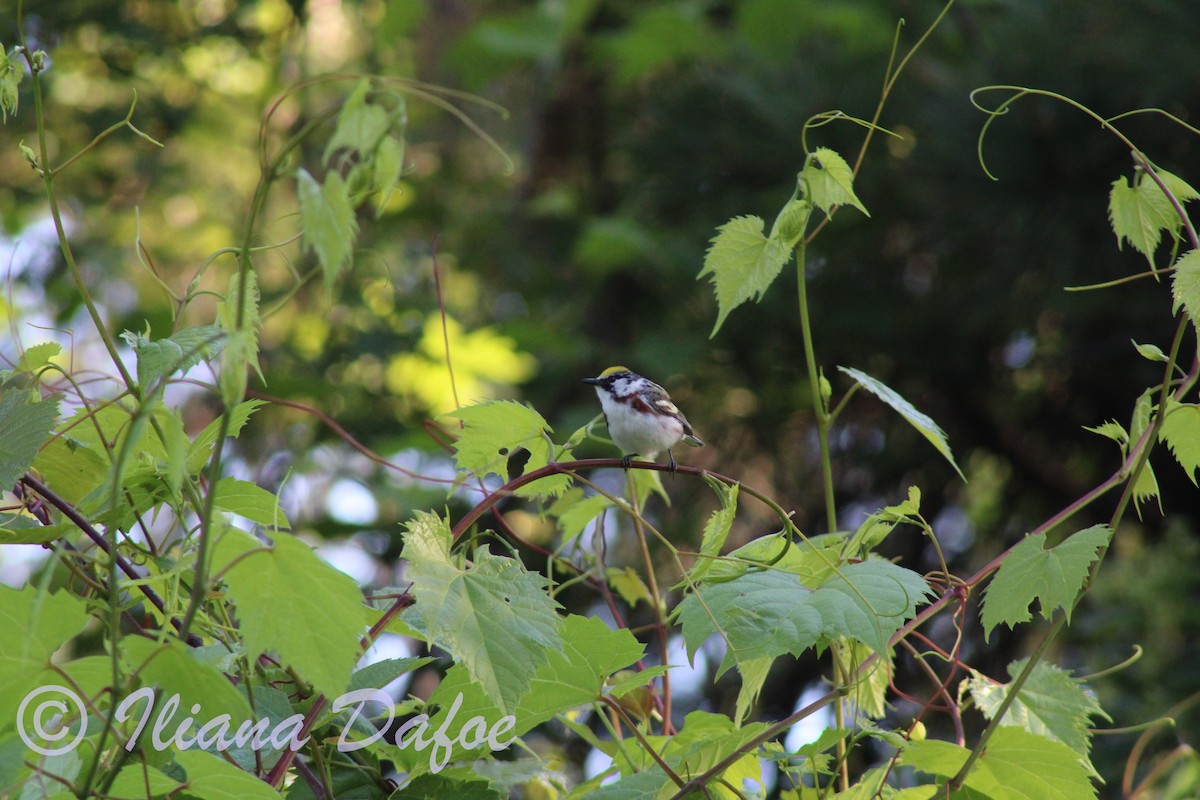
[621,454,633,470]
[667,449,678,475]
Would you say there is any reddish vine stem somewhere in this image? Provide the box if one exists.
[20,473,203,648]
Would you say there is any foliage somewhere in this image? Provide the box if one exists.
[2,1,1200,799]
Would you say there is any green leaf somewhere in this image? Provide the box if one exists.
[0,45,22,122]
[348,656,433,692]
[903,727,1097,799]
[845,486,921,555]
[323,79,396,164]
[690,479,738,582]
[212,527,368,698]
[1131,339,1168,363]
[551,491,614,543]
[400,512,563,713]
[373,133,406,216]
[30,434,107,505]
[1159,402,1200,485]
[216,271,263,406]
[123,637,254,725]
[699,214,796,336]
[606,567,652,607]
[0,586,90,683]
[769,197,812,247]
[443,401,570,497]
[837,366,964,479]
[0,390,58,488]
[981,525,1112,639]
[1083,419,1128,450]
[733,655,772,725]
[1171,249,1200,319]
[964,659,1108,768]
[801,147,869,216]
[106,765,183,799]
[17,342,61,372]
[174,749,284,800]
[186,398,266,474]
[122,324,225,389]
[678,560,931,677]
[298,168,358,294]
[1109,168,1198,265]
[212,477,290,529]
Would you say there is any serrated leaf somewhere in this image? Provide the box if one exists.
[553,492,613,543]
[1131,459,1162,518]
[212,527,368,699]
[606,566,652,607]
[964,658,1108,768]
[212,477,290,529]
[374,133,406,217]
[1083,419,1128,450]
[699,215,794,335]
[690,479,738,581]
[123,324,225,389]
[678,560,931,677]
[1171,249,1200,319]
[16,342,61,372]
[348,656,433,692]
[769,197,812,247]
[981,525,1112,638]
[298,168,358,294]
[216,271,263,406]
[444,401,570,497]
[1159,403,1200,485]
[106,766,182,799]
[733,655,772,725]
[0,390,58,488]
[801,147,869,216]
[837,366,964,479]
[399,512,563,713]
[323,79,395,164]
[904,727,1097,800]
[1109,169,1197,266]
[186,399,267,473]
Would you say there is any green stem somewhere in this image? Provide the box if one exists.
[797,244,838,534]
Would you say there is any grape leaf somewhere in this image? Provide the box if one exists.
[122,324,225,389]
[981,525,1112,638]
[323,79,394,163]
[186,399,267,474]
[964,658,1108,769]
[298,168,358,293]
[0,390,58,488]
[699,214,795,336]
[16,342,61,372]
[0,585,89,682]
[678,560,931,677]
[690,478,739,581]
[443,400,570,497]
[838,366,964,479]
[216,270,263,406]
[1109,168,1198,265]
[213,527,368,699]
[212,477,290,529]
[1172,249,1200,320]
[551,491,614,543]
[122,637,254,725]
[1159,402,1200,485]
[399,512,563,713]
[174,749,284,800]
[903,727,1097,800]
[801,147,869,216]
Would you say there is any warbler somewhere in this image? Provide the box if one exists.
[583,366,704,471]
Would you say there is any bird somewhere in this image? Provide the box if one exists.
[583,366,703,471]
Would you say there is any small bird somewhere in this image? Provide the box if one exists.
[583,366,704,471]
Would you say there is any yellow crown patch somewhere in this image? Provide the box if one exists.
[599,365,631,377]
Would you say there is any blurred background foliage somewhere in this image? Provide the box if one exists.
[3,0,1199,792]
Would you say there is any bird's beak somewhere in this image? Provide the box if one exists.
[582,377,601,385]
